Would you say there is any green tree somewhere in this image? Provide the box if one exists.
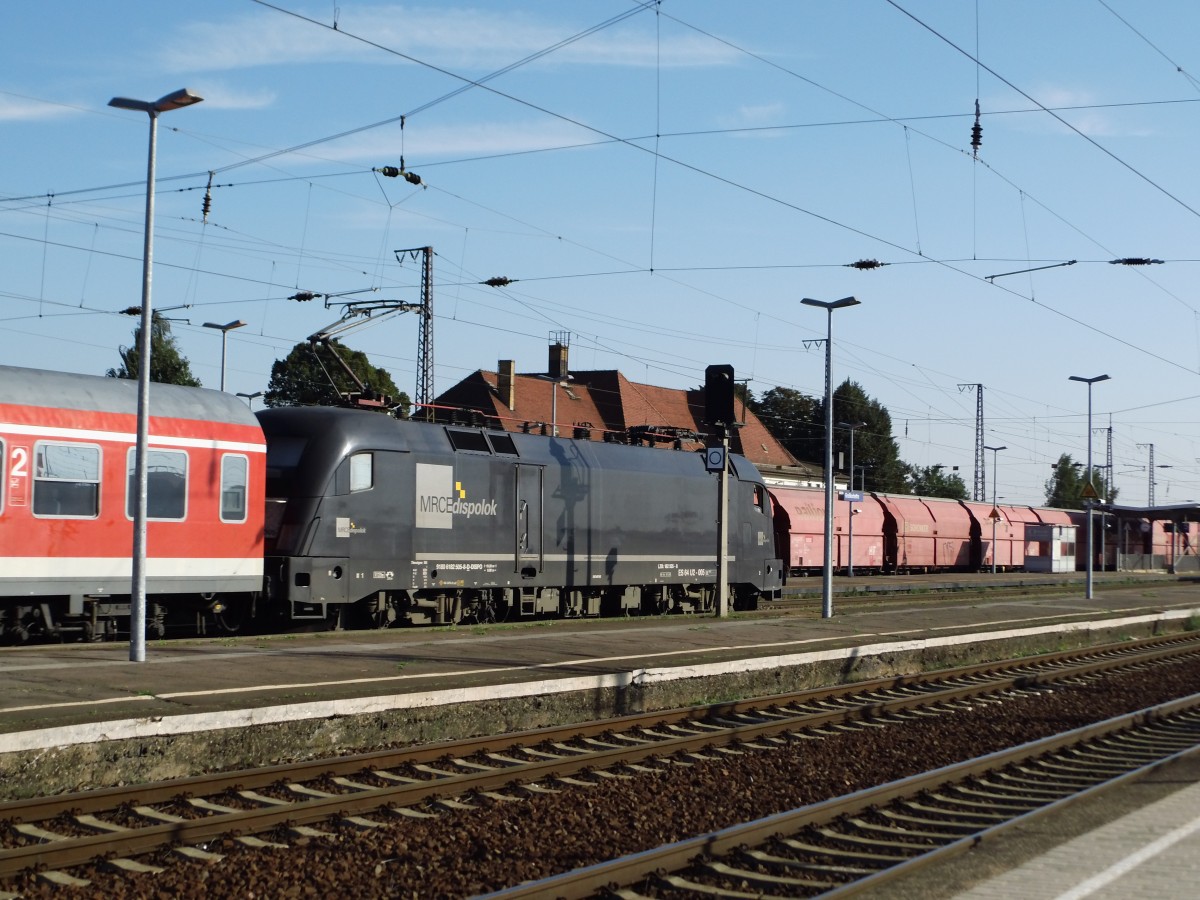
[748,386,822,462]
[1045,453,1115,508]
[831,379,907,492]
[107,313,201,386]
[265,339,409,416]
[908,464,969,500]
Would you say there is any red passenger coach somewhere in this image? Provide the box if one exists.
[0,365,265,642]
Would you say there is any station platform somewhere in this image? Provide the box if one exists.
[1,575,1197,798]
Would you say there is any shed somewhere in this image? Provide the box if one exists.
[1024,523,1077,573]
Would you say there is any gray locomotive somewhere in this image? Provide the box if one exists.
[258,407,782,627]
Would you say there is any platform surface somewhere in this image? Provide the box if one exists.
[3,575,1196,754]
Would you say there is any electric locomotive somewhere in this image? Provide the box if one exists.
[257,406,783,627]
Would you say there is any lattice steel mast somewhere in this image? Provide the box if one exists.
[959,383,985,501]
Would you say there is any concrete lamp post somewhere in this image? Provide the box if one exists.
[107,88,203,663]
[801,295,860,618]
[839,421,867,577]
[203,320,247,391]
[1069,374,1110,599]
[983,445,1006,574]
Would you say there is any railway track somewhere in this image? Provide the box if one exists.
[489,695,1200,899]
[3,633,1199,893]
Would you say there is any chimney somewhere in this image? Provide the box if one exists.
[549,342,569,381]
[497,360,516,410]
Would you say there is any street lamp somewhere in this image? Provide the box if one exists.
[984,445,1006,574]
[802,295,860,618]
[536,374,572,437]
[203,320,246,391]
[839,421,866,577]
[1069,373,1110,599]
[108,87,204,663]
[237,391,263,409]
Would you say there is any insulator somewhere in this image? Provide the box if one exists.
[202,171,215,223]
[846,259,886,270]
[290,291,317,302]
[1109,257,1163,266]
[483,276,513,287]
[378,166,401,178]
[403,170,422,186]
[971,99,982,155]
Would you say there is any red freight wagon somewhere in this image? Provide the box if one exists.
[875,493,940,572]
[833,490,886,574]
[0,365,266,642]
[959,500,1025,570]
[768,485,827,575]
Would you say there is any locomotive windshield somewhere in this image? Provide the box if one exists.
[264,435,308,497]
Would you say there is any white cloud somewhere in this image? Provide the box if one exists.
[1022,85,1153,138]
[189,82,278,111]
[0,93,82,123]
[157,5,739,73]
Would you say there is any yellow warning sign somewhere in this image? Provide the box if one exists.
[1081,481,1099,500]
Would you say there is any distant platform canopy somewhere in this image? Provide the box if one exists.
[1100,503,1200,521]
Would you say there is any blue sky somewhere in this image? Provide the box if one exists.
[4,1,1200,507]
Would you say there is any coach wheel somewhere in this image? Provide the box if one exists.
[214,607,246,634]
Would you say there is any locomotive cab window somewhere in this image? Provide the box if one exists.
[33,442,100,518]
[220,454,249,522]
[753,483,765,512]
[350,452,373,492]
[126,448,188,521]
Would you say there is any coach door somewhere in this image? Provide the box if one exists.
[515,464,542,575]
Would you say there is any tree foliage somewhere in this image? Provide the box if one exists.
[831,380,907,493]
[1044,453,1115,508]
[750,378,961,496]
[265,339,410,416]
[748,387,822,462]
[907,464,969,500]
[107,314,201,386]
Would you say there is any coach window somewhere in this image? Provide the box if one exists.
[220,454,249,522]
[126,448,188,520]
[350,452,373,492]
[33,442,101,518]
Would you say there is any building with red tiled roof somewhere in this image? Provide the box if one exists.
[428,356,821,483]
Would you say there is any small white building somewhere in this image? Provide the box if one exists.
[1025,523,1077,573]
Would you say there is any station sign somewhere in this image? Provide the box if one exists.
[842,490,864,502]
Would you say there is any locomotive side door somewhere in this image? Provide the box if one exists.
[515,464,542,575]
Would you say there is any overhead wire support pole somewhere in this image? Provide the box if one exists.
[958,383,985,501]
[395,246,434,420]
